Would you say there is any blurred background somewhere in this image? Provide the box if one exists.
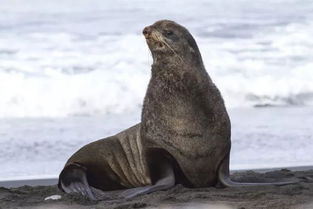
[0,0,312,180]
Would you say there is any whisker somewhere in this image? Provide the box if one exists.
[162,40,184,63]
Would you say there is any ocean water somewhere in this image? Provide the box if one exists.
[1,108,313,180]
[1,0,313,117]
[0,0,313,179]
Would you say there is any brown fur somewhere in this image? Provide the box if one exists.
[141,20,231,187]
[61,124,152,191]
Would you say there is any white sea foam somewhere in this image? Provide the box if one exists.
[0,0,313,117]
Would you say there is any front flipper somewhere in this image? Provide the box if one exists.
[118,158,175,199]
[58,163,96,200]
[218,153,298,187]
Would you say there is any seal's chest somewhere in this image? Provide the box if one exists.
[162,113,200,132]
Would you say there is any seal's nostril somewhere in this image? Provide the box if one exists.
[143,27,151,37]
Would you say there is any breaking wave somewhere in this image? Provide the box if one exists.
[0,0,313,117]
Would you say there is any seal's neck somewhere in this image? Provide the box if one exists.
[150,53,208,85]
[151,49,205,72]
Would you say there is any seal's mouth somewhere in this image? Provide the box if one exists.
[143,26,165,49]
[146,38,164,48]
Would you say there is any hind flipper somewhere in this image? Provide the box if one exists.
[87,187,125,200]
[59,160,175,201]
[218,153,298,187]
[119,158,175,199]
[58,163,96,200]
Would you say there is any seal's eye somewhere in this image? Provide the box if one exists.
[164,30,174,36]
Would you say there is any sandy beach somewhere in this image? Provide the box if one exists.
[1,168,313,209]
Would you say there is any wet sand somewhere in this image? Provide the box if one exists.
[1,168,313,209]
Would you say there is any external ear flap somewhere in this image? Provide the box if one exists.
[189,46,195,54]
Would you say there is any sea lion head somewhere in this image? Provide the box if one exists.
[143,20,203,66]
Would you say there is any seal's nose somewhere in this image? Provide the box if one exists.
[143,26,152,38]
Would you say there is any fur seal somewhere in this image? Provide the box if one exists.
[58,20,295,200]
[141,20,295,188]
[58,124,175,200]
